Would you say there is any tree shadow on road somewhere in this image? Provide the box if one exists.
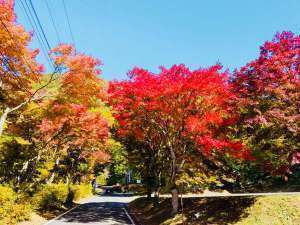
[56,202,131,224]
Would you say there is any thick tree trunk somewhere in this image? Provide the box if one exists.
[0,107,10,136]
[146,179,152,199]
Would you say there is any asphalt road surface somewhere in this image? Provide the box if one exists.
[44,191,300,225]
[45,194,137,225]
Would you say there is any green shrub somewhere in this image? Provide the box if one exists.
[0,185,16,222]
[0,185,32,224]
[0,185,16,205]
[96,170,109,186]
[9,203,32,223]
[33,183,69,210]
[70,184,92,201]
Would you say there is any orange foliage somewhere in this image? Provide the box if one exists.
[0,0,43,106]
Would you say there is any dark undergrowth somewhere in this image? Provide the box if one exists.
[129,195,300,225]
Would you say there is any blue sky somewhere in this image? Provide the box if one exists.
[15,0,300,80]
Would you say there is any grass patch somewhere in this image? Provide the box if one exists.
[129,195,300,225]
[236,195,300,225]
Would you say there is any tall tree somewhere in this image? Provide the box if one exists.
[0,0,57,136]
[0,0,61,188]
[232,31,300,177]
[109,64,252,213]
[39,44,110,183]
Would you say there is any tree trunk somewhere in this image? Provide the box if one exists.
[153,185,161,206]
[16,160,29,185]
[0,81,54,137]
[47,172,55,184]
[171,188,179,215]
[146,180,152,199]
[169,146,178,214]
[0,101,30,136]
[66,175,74,205]
[0,107,10,136]
[47,158,60,184]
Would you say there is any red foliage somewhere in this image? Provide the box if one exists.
[109,64,251,160]
[232,31,300,174]
[39,103,109,148]
[233,31,299,99]
[90,150,111,163]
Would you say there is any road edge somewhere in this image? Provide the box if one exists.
[42,194,94,225]
[43,204,81,225]
[123,207,136,225]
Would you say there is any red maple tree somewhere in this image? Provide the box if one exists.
[232,31,300,176]
[109,64,252,213]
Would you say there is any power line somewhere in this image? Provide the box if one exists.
[0,2,60,95]
[25,0,57,70]
[0,17,40,79]
[0,17,60,94]
[0,51,31,93]
[17,0,53,69]
[21,0,50,51]
[62,0,76,46]
[27,0,52,51]
[45,0,61,44]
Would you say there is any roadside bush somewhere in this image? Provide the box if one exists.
[96,170,109,186]
[0,185,16,205]
[33,183,69,210]
[70,184,92,201]
[0,185,32,224]
[0,185,16,221]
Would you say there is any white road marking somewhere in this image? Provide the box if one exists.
[123,207,136,225]
[43,204,81,225]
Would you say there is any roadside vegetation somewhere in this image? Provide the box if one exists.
[0,0,299,224]
[0,183,92,224]
[129,195,300,225]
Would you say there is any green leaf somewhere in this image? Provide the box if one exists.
[14,137,31,145]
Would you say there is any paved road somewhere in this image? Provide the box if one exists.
[45,191,300,225]
[45,194,137,225]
